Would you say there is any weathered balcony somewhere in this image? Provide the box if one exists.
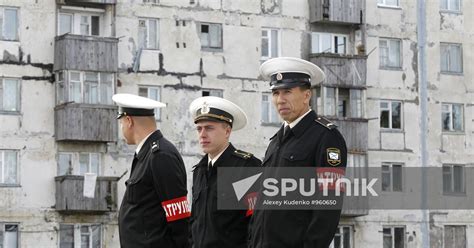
[55,175,119,214]
[54,34,118,72]
[57,0,116,5]
[332,118,368,153]
[54,103,118,142]
[342,194,369,217]
[310,54,367,88]
[309,0,364,25]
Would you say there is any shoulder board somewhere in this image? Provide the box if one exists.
[315,116,337,130]
[233,150,253,159]
[151,140,160,153]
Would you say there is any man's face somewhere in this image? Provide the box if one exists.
[195,121,231,155]
[272,86,311,123]
[119,116,134,145]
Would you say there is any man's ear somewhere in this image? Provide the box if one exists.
[126,116,134,128]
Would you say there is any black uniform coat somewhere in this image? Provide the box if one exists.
[191,143,262,248]
[249,110,347,248]
[119,130,190,248]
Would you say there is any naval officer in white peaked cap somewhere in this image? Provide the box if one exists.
[113,93,191,248]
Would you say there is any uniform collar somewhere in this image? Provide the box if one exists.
[284,109,312,129]
[291,110,317,138]
[197,143,236,168]
[136,130,163,160]
[135,132,154,155]
[208,143,230,166]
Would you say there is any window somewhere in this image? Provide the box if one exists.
[58,152,101,176]
[0,150,18,185]
[440,0,461,12]
[383,226,405,248]
[347,154,366,179]
[382,163,403,192]
[0,78,20,112]
[380,100,402,129]
[199,23,222,50]
[58,12,100,36]
[378,0,400,7]
[0,7,18,41]
[444,225,466,248]
[330,226,352,248]
[440,43,462,73]
[311,32,348,54]
[138,86,162,121]
[59,224,101,248]
[202,89,223,98]
[315,87,363,118]
[0,223,19,248]
[56,71,114,105]
[143,0,159,3]
[138,18,159,50]
[443,164,465,194]
[442,103,463,132]
[261,93,280,124]
[379,38,401,68]
[261,28,280,59]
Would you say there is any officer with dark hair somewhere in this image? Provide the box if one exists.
[189,96,261,248]
[113,93,190,248]
[249,57,347,248]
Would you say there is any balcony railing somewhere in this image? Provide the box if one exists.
[309,0,364,25]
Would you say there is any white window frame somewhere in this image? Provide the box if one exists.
[0,6,19,41]
[56,71,114,105]
[199,22,223,50]
[319,87,364,118]
[143,0,159,3]
[0,150,19,186]
[0,223,19,248]
[380,100,402,130]
[138,86,162,121]
[383,226,406,248]
[442,164,465,195]
[441,103,464,132]
[57,152,101,176]
[202,88,223,98]
[57,11,101,36]
[311,32,348,54]
[377,0,400,8]
[379,38,402,68]
[443,225,466,248]
[440,0,461,12]
[261,93,280,125]
[346,154,366,179]
[261,28,281,60]
[59,224,102,248]
[0,78,20,113]
[138,18,159,50]
[440,43,463,73]
[330,225,353,248]
[381,162,403,192]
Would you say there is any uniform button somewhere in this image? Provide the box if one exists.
[290,155,294,160]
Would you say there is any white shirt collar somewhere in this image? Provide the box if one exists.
[208,143,230,167]
[135,132,154,155]
[285,109,312,129]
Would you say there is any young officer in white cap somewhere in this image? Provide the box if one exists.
[249,57,347,248]
[113,93,190,248]
[189,96,261,248]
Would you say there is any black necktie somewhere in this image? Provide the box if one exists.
[131,153,138,174]
[283,125,291,137]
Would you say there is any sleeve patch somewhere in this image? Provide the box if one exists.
[326,148,341,166]
[161,196,191,222]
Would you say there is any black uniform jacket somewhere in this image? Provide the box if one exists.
[249,110,347,248]
[119,130,190,248]
[191,143,262,248]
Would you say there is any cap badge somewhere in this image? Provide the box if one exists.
[201,102,210,114]
[276,73,283,81]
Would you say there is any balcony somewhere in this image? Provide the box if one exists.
[342,194,369,217]
[57,0,116,4]
[54,103,118,142]
[332,118,368,153]
[310,54,367,88]
[309,0,364,25]
[55,175,119,214]
[54,34,118,72]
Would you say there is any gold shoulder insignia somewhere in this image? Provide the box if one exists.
[151,141,160,153]
[233,150,252,159]
[315,116,337,130]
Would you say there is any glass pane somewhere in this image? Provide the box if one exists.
[452,104,462,131]
[261,36,269,57]
[4,9,18,40]
[382,171,391,192]
[59,14,72,35]
[100,73,113,105]
[394,227,404,248]
[454,226,466,248]
[138,20,147,49]
[311,33,320,53]
[79,154,90,175]
[80,15,90,35]
[392,164,402,191]
[338,89,349,117]
[271,29,278,57]
[391,102,401,129]
[440,0,448,9]
[440,44,449,71]
[81,234,90,248]
[350,90,362,118]
[442,109,451,131]
[383,228,393,248]
[84,73,98,104]
[453,166,464,193]
[261,96,269,123]
[389,40,401,67]
[59,224,74,248]
[452,0,461,11]
[443,166,452,193]
[209,24,221,48]
[148,19,157,49]
[58,153,72,176]
[200,24,209,47]
[0,152,3,183]
[379,40,388,66]
[343,227,351,248]
[325,88,336,116]
[335,36,346,54]
[4,151,17,184]
[450,45,462,72]
[386,0,399,6]
[3,79,19,111]
[321,33,332,53]
[380,110,389,128]
[138,87,148,97]
[91,225,101,248]
[91,16,99,36]
[5,225,18,248]
[90,153,99,175]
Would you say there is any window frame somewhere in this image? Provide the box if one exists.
[0,150,19,186]
[440,0,461,13]
[311,32,349,55]
[138,18,160,50]
[201,88,223,98]
[57,152,102,176]
[56,71,115,105]
[442,164,465,195]
[379,100,403,130]
[440,43,463,74]
[379,38,402,69]
[315,87,365,119]
[383,226,406,248]
[198,22,223,51]
[329,225,353,248]
[443,225,466,248]
[59,223,102,248]
[57,11,102,36]
[381,162,404,192]
[138,86,162,121]
[377,0,400,8]
[0,6,19,41]
[261,28,281,60]
[441,103,464,132]
[0,222,20,248]
[261,92,280,125]
[0,78,21,114]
